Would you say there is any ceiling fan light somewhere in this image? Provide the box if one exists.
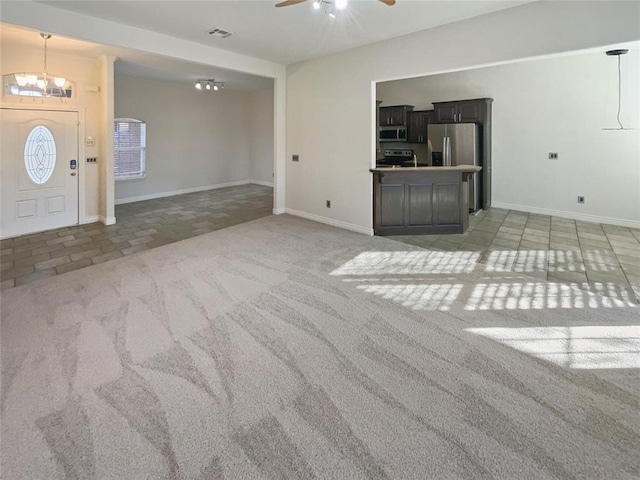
[205,83,211,90]
[335,0,348,10]
[26,74,38,85]
[54,77,66,88]
[15,74,28,87]
[36,78,48,89]
[312,1,320,9]
[213,84,219,91]
[195,81,202,90]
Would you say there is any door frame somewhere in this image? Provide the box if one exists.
[1,104,88,230]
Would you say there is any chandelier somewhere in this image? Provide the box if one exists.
[3,33,72,98]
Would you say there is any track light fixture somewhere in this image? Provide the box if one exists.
[194,79,225,91]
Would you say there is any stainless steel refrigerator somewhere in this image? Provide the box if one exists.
[427,123,481,212]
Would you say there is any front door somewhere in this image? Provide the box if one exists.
[0,108,79,239]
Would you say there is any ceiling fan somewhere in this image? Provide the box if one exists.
[276,0,396,7]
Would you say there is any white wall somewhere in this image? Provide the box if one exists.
[114,75,259,203]
[0,41,103,223]
[249,89,275,185]
[376,49,640,226]
[286,1,640,233]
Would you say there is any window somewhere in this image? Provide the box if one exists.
[24,125,56,184]
[114,118,146,179]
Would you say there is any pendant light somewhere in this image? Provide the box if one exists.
[3,32,71,98]
[603,48,632,131]
[38,33,66,93]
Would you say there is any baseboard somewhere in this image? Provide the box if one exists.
[99,215,117,226]
[114,181,251,205]
[251,180,274,187]
[285,208,374,236]
[492,202,640,229]
[82,215,100,224]
[273,208,285,215]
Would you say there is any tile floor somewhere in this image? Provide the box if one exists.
[1,184,273,290]
[2,190,638,305]
[389,208,640,304]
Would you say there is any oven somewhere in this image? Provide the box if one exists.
[378,149,414,166]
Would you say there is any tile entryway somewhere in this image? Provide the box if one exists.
[1,184,273,290]
[388,208,640,304]
[2,194,639,304]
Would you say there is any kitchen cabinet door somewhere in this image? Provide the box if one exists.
[433,104,457,123]
[407,110,433,143]
[433,99,484,123]
[407,112,422,143]
[379,105,414,126]
[457,100,483,123]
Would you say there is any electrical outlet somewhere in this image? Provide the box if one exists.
[577,196,585,204]
[292,154,299,162]
[548,152,558,160]
[326,200,331,208]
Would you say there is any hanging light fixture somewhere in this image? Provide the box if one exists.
[194,79,225,91]
[311,0,343,18]
[2,32,72,98]
[335,0,348,10]
[603,48,633,131]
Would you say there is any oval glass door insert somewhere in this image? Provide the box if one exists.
[24,125,57,185]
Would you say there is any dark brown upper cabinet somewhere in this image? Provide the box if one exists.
[407,110,433,143]
[433,98,488,124]
[379,105,414,126]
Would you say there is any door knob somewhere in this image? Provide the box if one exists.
[70,172,76,176]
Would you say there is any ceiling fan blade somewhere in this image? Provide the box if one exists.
[377,0,396,5]
[275,0,308,7]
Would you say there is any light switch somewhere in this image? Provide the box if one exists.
[85,136,95,147]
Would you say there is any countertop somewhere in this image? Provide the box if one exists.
[370,165,482,173]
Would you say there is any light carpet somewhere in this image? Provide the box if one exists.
[1,214,639,479]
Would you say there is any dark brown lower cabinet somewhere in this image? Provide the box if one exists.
[372,168,479,235]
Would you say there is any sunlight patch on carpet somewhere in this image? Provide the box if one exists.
[330,251,480,276]
[355,283,463,311]
[466,282,636,310]
[467,326,640,369]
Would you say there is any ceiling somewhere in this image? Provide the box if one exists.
[4,1,532,91]
[39,0,531,65]
[0,23,274,92]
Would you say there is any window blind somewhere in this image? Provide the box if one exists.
[114,119,146,178]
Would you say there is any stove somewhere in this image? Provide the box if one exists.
[381,148,414,166]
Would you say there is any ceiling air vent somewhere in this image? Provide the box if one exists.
[207,27,233,39]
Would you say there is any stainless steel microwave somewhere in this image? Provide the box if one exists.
[379,126,407,142]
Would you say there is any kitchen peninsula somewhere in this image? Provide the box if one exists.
[371,165,481,235]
